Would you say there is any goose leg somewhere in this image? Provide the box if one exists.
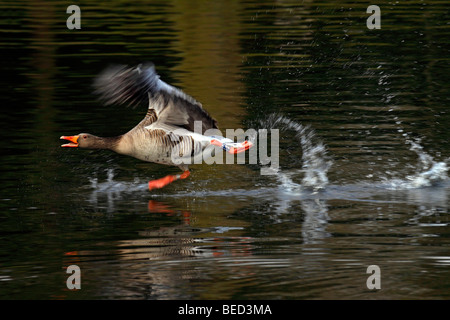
[148,170,190,190]
[210,138,253,154]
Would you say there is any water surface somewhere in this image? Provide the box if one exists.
[0,0,449,299]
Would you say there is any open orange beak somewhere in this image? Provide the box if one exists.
[60,135,79,147]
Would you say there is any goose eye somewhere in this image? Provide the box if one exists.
[83,135,87,139]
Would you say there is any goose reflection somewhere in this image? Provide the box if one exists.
[61,172,259,298]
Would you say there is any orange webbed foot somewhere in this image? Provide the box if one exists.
[148,170,190,191]
[179,170,190,179]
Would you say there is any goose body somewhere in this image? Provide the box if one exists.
[60,63,252,190]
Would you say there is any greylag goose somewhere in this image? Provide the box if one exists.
[60,63,252,190]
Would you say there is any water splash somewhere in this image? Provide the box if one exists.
[83,118,446,201]
[88,169,146,193]
[259,114,333,191]
[87,169,147,213]
[383,139,448,190]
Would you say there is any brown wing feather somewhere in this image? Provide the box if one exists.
[93,63,218,133]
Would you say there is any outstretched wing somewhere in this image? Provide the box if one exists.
[93,63,219,133]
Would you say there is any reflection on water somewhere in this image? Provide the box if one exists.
[0,0,449,299]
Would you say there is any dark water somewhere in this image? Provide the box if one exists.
[0,0,449,299]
